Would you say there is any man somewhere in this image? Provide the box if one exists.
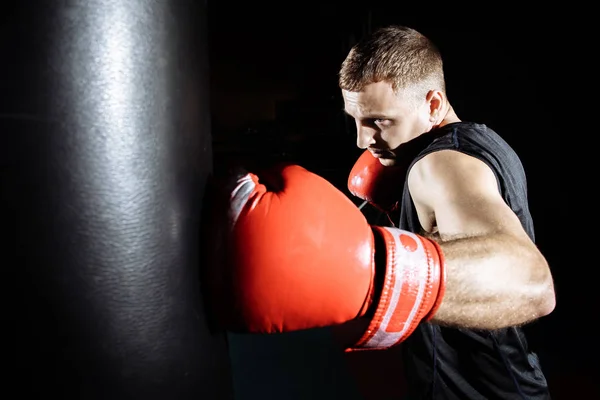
[205,25,555,400]
[339,25,555,399]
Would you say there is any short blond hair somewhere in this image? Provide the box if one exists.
[339,25,446,96]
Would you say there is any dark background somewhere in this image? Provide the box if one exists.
[206,2,596,399]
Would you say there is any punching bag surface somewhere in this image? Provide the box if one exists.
[2,1,232,399]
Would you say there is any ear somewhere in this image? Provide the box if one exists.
[425,90,445,122]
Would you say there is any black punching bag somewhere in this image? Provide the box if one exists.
[2,2,233,399]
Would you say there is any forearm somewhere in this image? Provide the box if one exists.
[429,232,555,330]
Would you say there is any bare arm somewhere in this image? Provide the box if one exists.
[408,150,555,330]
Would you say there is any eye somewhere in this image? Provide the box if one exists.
[374,119,391,127]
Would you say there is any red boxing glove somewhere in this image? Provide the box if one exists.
[348,150,407,212]
[207,164,445,350]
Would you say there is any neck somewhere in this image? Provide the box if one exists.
[436,104,461,129]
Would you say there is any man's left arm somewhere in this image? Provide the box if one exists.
[408,150,556,330]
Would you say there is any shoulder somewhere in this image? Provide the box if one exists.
[410,149,496,186]
[409,122,522,190]
[408,149,500,206]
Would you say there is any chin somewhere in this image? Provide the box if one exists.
[378,158,397,167]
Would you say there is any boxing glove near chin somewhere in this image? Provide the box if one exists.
[348,150,407,213]
[207,163,445,351]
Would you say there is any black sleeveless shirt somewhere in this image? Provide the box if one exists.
[397,122,550,399]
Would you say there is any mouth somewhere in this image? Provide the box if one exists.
[368,149,394,159]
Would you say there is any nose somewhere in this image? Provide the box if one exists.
[356,125,376,149]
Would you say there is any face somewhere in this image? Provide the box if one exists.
[343,81,434,166]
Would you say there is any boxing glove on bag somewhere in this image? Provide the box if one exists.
[208,164,446,351]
